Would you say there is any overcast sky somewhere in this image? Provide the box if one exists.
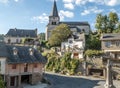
[0,0,120,34]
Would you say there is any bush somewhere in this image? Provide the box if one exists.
[45,52,79,75]
[0,75,5,88]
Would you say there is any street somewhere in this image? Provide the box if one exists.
[45,73,105,88]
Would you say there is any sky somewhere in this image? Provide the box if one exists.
[0,0,120,34]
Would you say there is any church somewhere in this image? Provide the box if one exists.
[46,0,91,40]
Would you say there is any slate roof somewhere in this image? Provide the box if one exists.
[60,22,90,26]
[50,0,58,17]
[59,22,90,32]
[6,28,37,38]
[101,34,120,40]
[0,42,46,64]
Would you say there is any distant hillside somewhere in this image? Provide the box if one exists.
[0,34,4,41]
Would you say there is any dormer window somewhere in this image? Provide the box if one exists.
[13,47,18,55]
[29,48,34,55]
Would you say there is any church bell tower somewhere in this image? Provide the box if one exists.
[46,0,60,40]
[49,0,60,25]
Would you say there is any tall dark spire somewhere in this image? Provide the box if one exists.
[50,0,59,17]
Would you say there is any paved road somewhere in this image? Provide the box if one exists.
[45,73,105,88]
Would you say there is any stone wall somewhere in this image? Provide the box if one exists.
[31,73,42,85]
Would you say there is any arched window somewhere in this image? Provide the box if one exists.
[52,22,56,25]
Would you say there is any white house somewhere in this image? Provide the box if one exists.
[4,28,37,44]
[61,33,85,59]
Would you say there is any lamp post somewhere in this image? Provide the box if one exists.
[104,54,115,88]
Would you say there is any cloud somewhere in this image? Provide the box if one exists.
[75,0,88,5]
[0,0,20,4]
[0,0,9,4]
[104,0,120,6]
[62,0,120,7]
[59,10,74,20]
[64,3,74,10]
[63,0,74,3]
[14,0,19,2]
[81,6,103,16]
[32,13,49,23]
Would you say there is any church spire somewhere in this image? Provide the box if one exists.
[50,0,59,17]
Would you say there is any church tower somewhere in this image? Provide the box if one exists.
[46,0,60,40]
[49,0,60,25]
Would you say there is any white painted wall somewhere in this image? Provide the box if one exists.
[4,37,36,44]
[0,57,6,74]
[4,37,22,43]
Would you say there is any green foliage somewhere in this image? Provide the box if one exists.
[85,49,103,57]
[21,38,34,44]
[0,76,5,88]
[95,12,119,34]
[45,52,79,75]
[48,24,72,46]
[38,33,45,41]
[85,34,101,50]
[113,22,120,33]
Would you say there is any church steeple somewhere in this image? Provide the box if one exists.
[51,0,58,17]
[49,0,60,25]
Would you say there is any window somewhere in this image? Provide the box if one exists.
[34,64,38,68]
[74,53,79,57]
[105,41,111,48]
[24,63,28,72]
[16,39,19,43]
[8,39,11,44]
[52,22,56,25]
[12,65,16,69]
[116,41,120,46]
[69,40,73,44]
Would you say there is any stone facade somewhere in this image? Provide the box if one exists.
[101,33,120,61]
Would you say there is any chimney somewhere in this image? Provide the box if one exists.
[29,48,34,55]
[13,47,18,55]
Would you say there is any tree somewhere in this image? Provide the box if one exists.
[95,12,119,33]
[85,34,101,50]
[108,12,119,33]
[38,33,45,41]
[114,22,120,33]
[0,75,5,88]
[95,14,104,34]
[48,24,72,46]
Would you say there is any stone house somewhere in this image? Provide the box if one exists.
[46,0,90,40]
[61,33,85,59]
[4,28,37,44]
[0,42,46,88]
[101,33,120,61]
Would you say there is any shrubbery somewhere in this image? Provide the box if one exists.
[0,75,5,88]
[45,52,79,75]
